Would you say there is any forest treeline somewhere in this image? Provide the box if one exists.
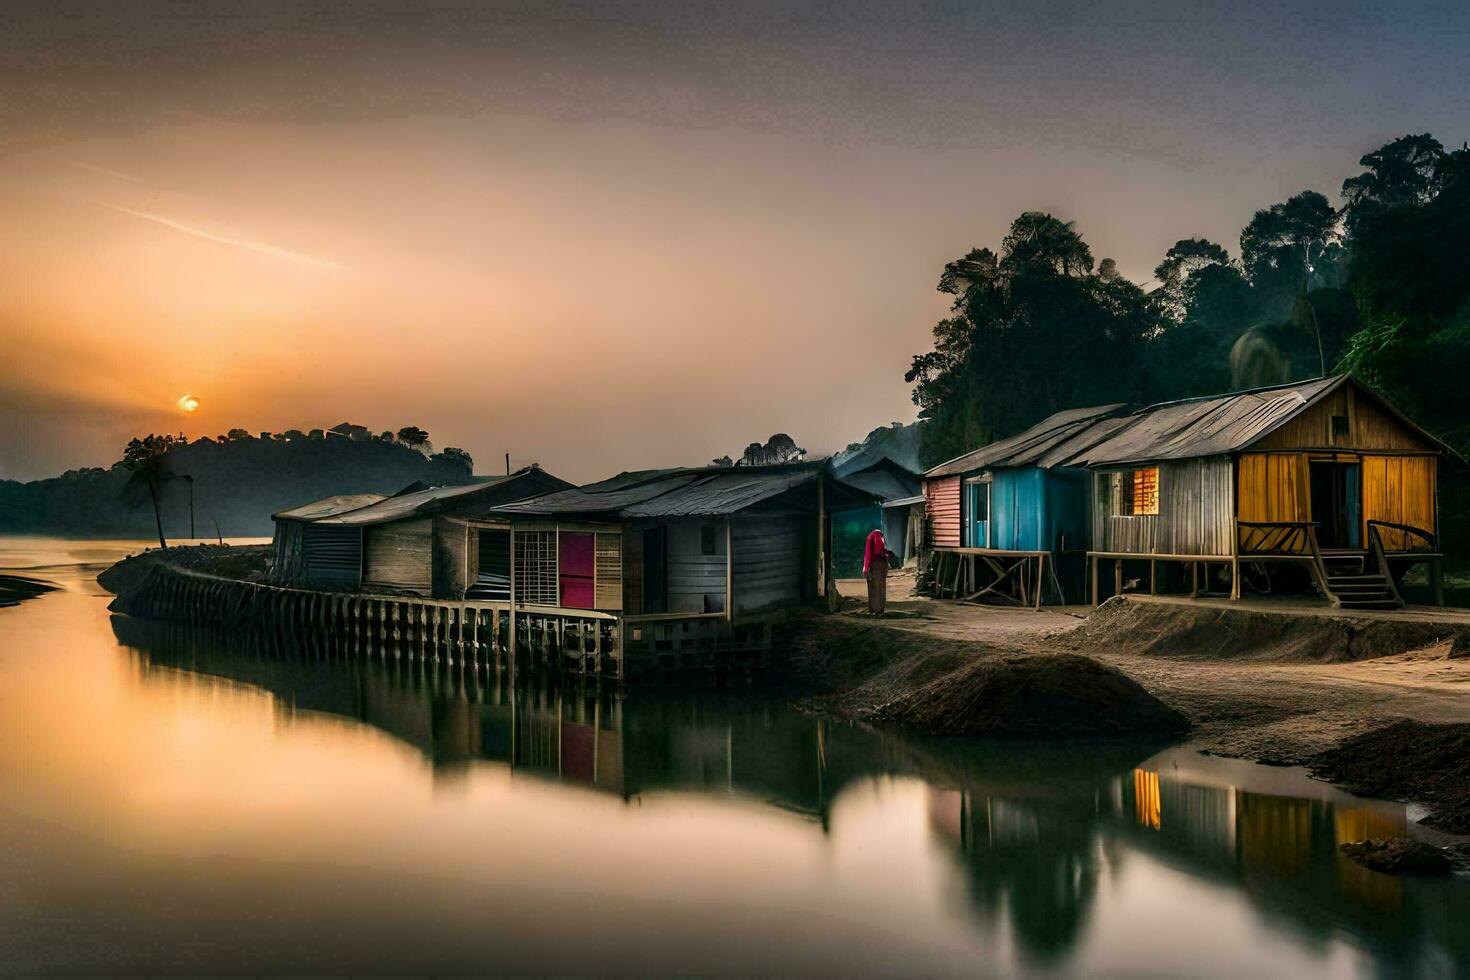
[0,426,474,538]
[908,133,1468,458]
[905,133,1470,548]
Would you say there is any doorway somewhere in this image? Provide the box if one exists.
[642,526,668,614]
[1309,460,1361,549]
[964,479,990,549]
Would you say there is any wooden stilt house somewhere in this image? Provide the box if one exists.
[921,405,1129,605]
[1071,375,1455,608]
[489,460,880,658]
[271,466,572,595]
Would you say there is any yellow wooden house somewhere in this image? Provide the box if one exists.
[1072,375,1454,608]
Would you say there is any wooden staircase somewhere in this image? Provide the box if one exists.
[1318,552,1402,610]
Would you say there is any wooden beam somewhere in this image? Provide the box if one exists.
[1090,555,1098,607]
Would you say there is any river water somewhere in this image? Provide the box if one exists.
[0,537,1466,976]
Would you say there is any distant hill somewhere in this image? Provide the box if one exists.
[0,430,475,539]
[832,420,928,474]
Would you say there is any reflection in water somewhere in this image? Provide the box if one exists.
[1,547,1468,976]
[103,614,1470,975]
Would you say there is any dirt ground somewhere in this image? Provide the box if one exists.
[832,570,1470,764]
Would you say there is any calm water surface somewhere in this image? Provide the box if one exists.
[1,537,1467,976]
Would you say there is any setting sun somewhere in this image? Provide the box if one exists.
[176,394,200,413]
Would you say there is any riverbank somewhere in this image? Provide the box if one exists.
[91,547,1470,834]
[0,574,55,607]
[802,571,1470,833]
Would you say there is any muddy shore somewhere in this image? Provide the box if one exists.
[799,572,1470,835]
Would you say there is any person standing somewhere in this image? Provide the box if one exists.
[863,527,895,615]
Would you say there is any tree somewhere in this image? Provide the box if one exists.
[907,212,1156,462]
[737,434,805,466]
[1240,190,1344,316]
[225,428,251,442]
[121,434,179,549]
[1152,238,1232,322]
[1341,133,1445,227]
[396,426,431,453]
[711,455,734,468]
[440,446,473,471]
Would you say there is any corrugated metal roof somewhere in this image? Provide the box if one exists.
[497,460,879,519]
[300,469,570,526]
[1066,377,1344,467]
[925,404,1126,477]
[272,493,386,521]
[840,468,919,502]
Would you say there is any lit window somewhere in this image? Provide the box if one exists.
[1130,467,1160,515]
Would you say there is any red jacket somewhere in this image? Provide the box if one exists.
[863,529,889,575]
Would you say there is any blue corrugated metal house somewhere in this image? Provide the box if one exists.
[922,405,1129,604]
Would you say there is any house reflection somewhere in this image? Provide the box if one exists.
[114,615,1470,972]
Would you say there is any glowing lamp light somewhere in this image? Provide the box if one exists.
[177,394,200,413]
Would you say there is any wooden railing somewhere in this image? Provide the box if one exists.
[1237,520,1317,557]
[1237,520,1334,604]
[1366,519,1437,554]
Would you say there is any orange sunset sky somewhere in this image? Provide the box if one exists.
[3,1,1467,482]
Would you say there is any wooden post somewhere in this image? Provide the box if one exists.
[1034,553,1045,611]
[725,518,734,621]
[1114,557,1123,599]
[1230,558,1241,601]
[1149,559,1156,595]
[1090,555,1098,606]
[1190,561,1199,597]
[508,525,517,664]
[816,473,827,599]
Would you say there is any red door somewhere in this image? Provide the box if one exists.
[558,532,595,608]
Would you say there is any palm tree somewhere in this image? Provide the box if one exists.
[121,435,178,549]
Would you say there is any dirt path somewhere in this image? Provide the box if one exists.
[832,572,1470,763]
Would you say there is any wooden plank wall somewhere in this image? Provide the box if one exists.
[363,518,433,593]
[667,519,727,614]
[622,526,644,616]
[732,514,805,614]
[1253,384,1436,452]
[301,523,362,589]
[595,532,623,610]
[925,476,961,549]
[1363,456,1437,549]
[1237,453,1310,553]
[1092,457,1231,556]
[432,517,470,599]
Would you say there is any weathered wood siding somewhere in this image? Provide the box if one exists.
[732,513,805,613]
[925,476,961,548]
[272,520,302,584]
[300,523,361,589]
[1363,455,1437,549]
[667,519,727,614]
[1252,384,1437,453]
[1237,452,1310,552]
[363,518,433,594]
[595,532,623,611]
[432,517,470,599]
[1092,457,1232,557]
[622,526,644,615]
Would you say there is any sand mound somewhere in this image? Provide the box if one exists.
[865,653,1191,738]
[1068,596,1470,663]
[1311,720,1470,833]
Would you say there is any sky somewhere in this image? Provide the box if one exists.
[2,1,1468,483]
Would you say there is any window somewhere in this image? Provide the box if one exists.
[1331,414,1350,444]
[1110,468,1160,516]
[1130,467,1159,515]
[701,524,718,556]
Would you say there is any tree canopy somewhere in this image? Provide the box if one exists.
[905,133,1470,549]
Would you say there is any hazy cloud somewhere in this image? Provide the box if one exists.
[103,204,349,272]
